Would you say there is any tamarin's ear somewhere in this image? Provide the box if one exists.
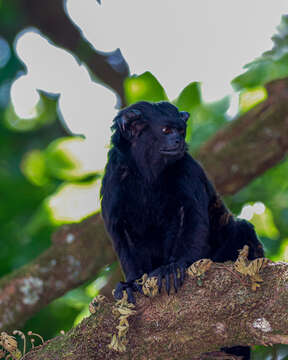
[179,111,190,123]
[116,109,144,140]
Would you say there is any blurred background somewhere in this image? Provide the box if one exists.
[1,1,288,358]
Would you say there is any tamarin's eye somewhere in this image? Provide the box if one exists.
[162,127,173,134]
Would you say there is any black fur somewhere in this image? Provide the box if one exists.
[101,101,264,360]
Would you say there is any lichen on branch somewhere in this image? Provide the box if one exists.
[22,256,288,360]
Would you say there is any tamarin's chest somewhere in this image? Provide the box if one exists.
[121,177,181,226]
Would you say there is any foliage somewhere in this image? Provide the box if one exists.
[124,71,168,105]
[232,15,288,91]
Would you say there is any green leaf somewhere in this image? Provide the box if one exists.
[187,97,230,152]
[174,82,202,111]
[232,62,270,91]
[173,82,202,146]
[124,71,168,105]
[21,149,50,186]
[250,206,279,240]
[233,54,288,91]
[206,96,230,116]
[239,87,267,113]
[4,92,57,132]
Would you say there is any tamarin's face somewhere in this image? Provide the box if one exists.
[116,101,189,164]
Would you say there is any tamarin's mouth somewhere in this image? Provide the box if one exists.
[160,146,184,156]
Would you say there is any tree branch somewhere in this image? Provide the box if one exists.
[0,215,116,332]
[197,79,288,194]
[21,261,288,360]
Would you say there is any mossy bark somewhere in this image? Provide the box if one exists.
[23,262,288,360]
[0,215,116,332]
